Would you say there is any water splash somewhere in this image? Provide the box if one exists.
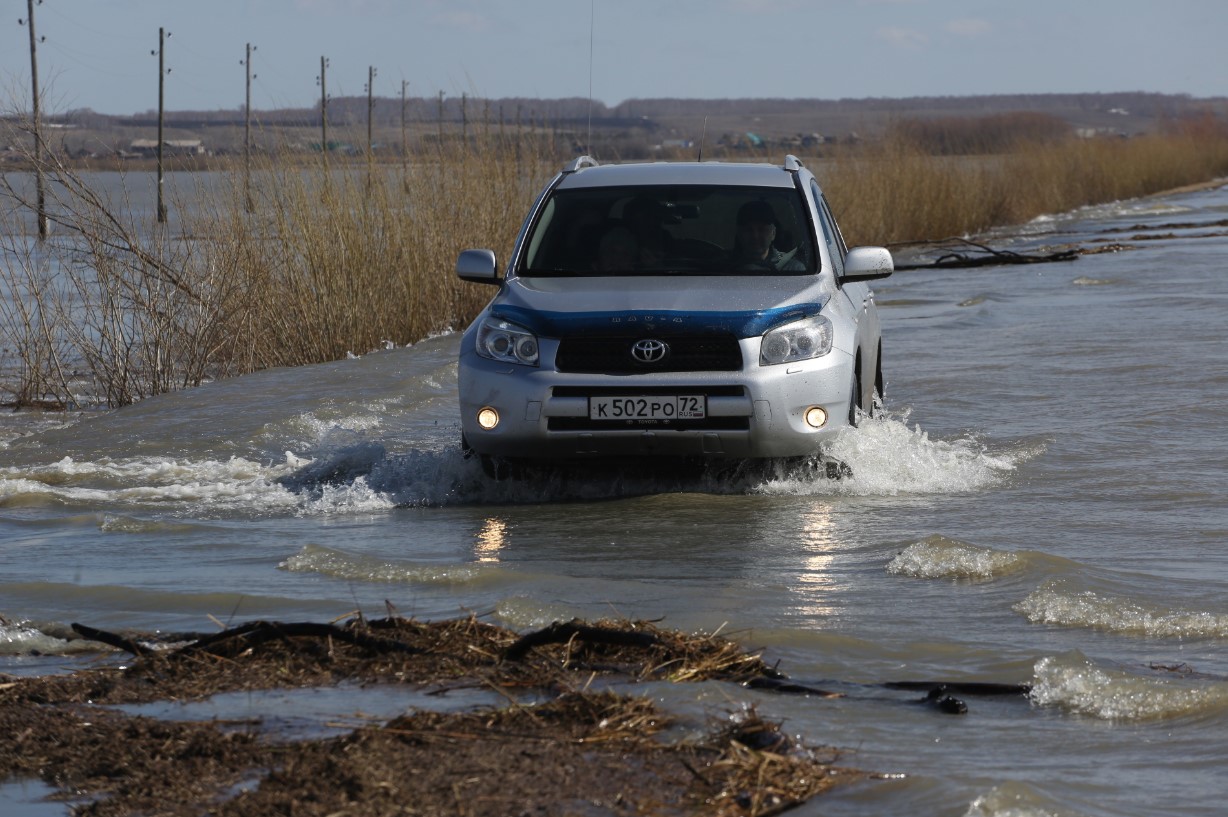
[753,411,1026,498]
[0,621,95,656]
[1,455,301,512]
[3,407,1030,514]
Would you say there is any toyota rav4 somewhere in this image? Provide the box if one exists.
[455,155,892,476]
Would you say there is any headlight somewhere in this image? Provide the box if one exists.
[759,315,833,365]
[476,316,540,366]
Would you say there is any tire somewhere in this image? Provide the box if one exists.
[848,369,862,427]
[462,434,511,481]
[872,350,885,417]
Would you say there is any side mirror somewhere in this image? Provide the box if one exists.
[842,246,893,281]
[456,249,500,285]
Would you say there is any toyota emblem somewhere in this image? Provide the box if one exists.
[631,338,669,364]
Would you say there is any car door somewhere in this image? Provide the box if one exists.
[811,181,870,334]
[812,182,880,411]
[826,193,878,342]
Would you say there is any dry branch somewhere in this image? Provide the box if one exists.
[893,237,1080,270]
[503,619,662,660]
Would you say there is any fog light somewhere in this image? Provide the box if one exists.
[804,406,828,429]
[477,406,500,430]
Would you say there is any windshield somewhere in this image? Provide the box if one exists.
[519,185,817,276]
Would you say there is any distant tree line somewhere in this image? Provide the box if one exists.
[607,92,1223,120]
[28,91,1224,130]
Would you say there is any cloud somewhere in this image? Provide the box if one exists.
[876,27,928,48]
[945,18,993,36]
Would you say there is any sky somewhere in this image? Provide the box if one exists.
[3,0,1225,116]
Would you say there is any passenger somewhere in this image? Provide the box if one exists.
[730,200,804,271]
[592,223,639,272]
[623,196,671,267]
[561,206,605,269]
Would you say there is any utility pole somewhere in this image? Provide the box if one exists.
[366,65,377,167]
[317,56,329,170]
[437,90,445,152]
[20,0,49,238]
[154,27,169,223]
[400,79,409,179]
[242,43,256,212]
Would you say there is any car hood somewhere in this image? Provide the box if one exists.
[490,275,830,339]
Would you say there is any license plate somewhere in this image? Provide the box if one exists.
[589,395,706,421]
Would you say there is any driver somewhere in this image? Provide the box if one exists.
[731,200,803,271]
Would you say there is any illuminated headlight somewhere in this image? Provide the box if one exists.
[804,406,828,428]
[477,407,500,430]
[759,315,833,365]
[476,316,540,366]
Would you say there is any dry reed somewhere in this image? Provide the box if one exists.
[822,123,1228,246]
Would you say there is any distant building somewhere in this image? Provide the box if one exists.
[126,139,206,158]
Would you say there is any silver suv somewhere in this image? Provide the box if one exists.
[455,155,892,476]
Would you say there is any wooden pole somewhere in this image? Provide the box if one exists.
[25,0,49,238]
[156,26,167,224]
[244,43,254,213]
[320,56,329,170]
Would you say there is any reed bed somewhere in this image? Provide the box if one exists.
[823,123,1228,246]
[2,124,1227,408]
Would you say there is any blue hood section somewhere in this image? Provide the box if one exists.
[491,303,826,339]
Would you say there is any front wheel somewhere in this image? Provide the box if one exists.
[848,371,862,427]
[872,346,885,417]
[462,434,513,480]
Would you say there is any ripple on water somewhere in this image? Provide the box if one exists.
[1015,579,1228,639]
[1030,652,1228,721]
[964,780,1092,817]
[886,535,1025,580]
[278,543,510,589]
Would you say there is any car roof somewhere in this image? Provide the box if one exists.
[553,159,801,190]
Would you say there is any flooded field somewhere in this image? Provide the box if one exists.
[3,180,1228,815]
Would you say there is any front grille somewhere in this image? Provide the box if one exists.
[555,335,743,373]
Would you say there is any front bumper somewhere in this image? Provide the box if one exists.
[458,337,855,460]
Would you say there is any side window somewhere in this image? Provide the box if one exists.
[811,181,843,277]
[820,195,849,258]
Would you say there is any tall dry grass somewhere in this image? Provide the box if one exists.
[190,142,551,371]
[822,123,1228,246]
[1,132,557,407]
[2,121,1227,408]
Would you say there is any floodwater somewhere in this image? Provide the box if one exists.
[3,176,1228,816]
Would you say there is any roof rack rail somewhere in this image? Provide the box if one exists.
[563,155,599,173]
[784,154,804,172]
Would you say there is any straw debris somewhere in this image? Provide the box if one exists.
[0,616,864,815]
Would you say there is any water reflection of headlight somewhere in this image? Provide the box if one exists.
[476,517,508,562]
[794,505,839,617]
